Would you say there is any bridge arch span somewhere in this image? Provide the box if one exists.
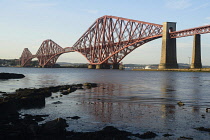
[100,35,162,65]
[43,53,63,67]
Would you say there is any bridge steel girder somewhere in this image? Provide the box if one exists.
[20,48,34,67]
[36,40,65,67]
[70,15,163,65]
[170,24,210,38]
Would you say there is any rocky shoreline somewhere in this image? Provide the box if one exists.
[0,83,158,140]
[1,82,210,139]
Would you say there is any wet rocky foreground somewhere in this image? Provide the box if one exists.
[0,83,159,140]
[1,82,210,139]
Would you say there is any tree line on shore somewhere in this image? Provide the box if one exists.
[0,59,88,68]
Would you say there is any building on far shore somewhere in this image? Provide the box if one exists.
[145,65,152,69]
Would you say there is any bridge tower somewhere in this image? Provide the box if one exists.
[159,22,178,69]
[190,34,202,68]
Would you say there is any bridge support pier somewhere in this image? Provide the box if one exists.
[190,34,202,68]
[112,63,119,69]
[112,63,124,70]
[159,22,178,69]
[88,64,96,69]
[96,64,110,69]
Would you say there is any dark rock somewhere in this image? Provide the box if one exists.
[76,84,83,89]
[16,88,52,98]
[20,95,45,109]
[163,133,173,137]
[22,114,48,122]
[201,114,205,118]
[68,87,77,93]
[139,131,157,139]
[61,90,69,95]
[67,116,81,120]
[179,136,193,139]
[27,124,39,136]
[1,83,95,114]
[0,100,18,119]
[35,114,49,118]
[194,127,210,132]
[83,83,98,89]
[61,87,77,95]
[52,101,62,104]
[0,73,25,79]
[177,101,185,106]
[40,118,67,135]
[66,126,140,140]
[48,86,61,93]
[0,110,40,139]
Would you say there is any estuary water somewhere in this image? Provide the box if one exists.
[1,67,210,139]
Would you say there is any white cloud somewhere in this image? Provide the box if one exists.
[165,0,192,9]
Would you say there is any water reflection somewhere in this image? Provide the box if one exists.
[160,72,177,118]
[73,82,166,132]
[37,74,59,87]
[190,73,201,113]
[73,72,208,133]
[159,72,177,132]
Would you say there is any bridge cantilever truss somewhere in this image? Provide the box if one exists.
[20,48,34,67]
[71,15,163,64]
[20,15,210,68]
[20,15,163,67]
[36,39,65,67]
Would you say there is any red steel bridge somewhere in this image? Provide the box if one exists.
[20,15,210,69]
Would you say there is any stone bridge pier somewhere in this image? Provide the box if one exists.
[159,22,202,69]
[88,63,122,69]
[190,34,202,68]
[159,22,178,69]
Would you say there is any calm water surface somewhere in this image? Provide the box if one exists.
[1,67,210,139]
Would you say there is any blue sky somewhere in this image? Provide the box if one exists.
[1,0,210,64]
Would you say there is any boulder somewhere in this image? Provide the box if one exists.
[41,118,67,135]
[0,73,25,79]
